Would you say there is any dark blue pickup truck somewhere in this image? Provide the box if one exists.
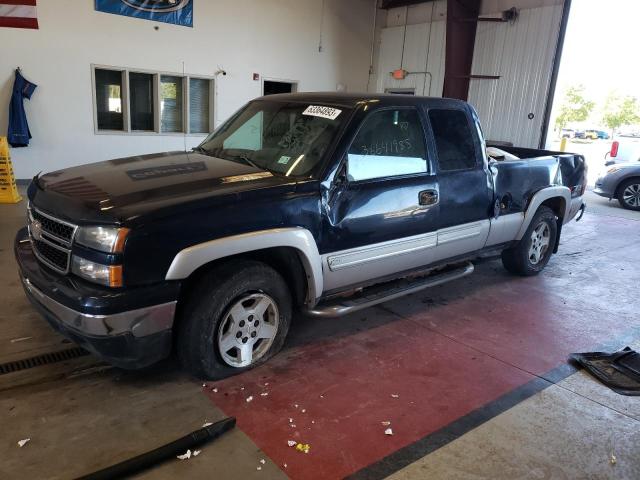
[15,93,587,379]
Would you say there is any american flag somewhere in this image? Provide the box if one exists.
[0,1,38,29]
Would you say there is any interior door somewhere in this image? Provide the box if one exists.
[322,107,440,292]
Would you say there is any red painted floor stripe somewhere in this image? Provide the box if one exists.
[204,214,640,479]
[205,315,533,479]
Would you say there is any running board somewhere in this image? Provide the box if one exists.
[304,261,474,318]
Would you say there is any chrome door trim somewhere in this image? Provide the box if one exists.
[326,231,438,272]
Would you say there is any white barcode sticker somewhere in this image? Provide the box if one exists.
[303,105,342,120]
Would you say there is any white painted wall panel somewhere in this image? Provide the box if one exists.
[0,0,373,179]
[375,21,446,96]
[468,4,564,147]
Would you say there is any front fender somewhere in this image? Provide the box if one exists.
[165,228,323,305]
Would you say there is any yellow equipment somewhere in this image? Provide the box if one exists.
[0,137,22,204]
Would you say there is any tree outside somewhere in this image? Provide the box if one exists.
[554,84,595,132]
[601,93,640,136]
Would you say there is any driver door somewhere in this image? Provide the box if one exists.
[322,107,440,292]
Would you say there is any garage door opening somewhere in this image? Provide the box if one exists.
[544,0,640,185]
[263,80,298,96]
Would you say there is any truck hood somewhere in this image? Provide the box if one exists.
[31,151,299,223]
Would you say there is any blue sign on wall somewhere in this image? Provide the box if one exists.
[95,0,193,28]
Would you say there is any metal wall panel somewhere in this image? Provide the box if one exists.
[467,4,564,147]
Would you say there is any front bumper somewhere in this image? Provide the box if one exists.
[15,228,178,369]
[593,185,612,199]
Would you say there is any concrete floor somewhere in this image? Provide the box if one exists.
[1,189,639,479]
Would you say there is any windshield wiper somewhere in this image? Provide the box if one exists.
[227,153,264,171]
[191,145,210,155]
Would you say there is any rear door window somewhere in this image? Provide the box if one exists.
[428,109,477,171]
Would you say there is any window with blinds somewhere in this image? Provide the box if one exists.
[189,78,210,134]
[92,66,213,136]
[160,75,183,133]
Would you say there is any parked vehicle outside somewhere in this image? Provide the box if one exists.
[594,130,610,140]
[605,135,640,165]
[583,130,598,140]
[594,163,640,210]
[561,128,575,138]
[15,93,588,379]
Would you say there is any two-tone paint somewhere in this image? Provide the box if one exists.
[16,93,587,368]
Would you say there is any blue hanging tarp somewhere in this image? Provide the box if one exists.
[95,0,193,28]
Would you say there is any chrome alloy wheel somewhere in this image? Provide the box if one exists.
[528,222,551,265]
[217,293,279,368]
[623,183,640,208]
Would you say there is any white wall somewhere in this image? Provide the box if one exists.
[0,0,374,179]
[369,0,447,95]
[371,0,564,148]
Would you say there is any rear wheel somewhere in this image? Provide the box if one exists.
[617,178,640,211]
[501,206,558,276]
[177,260,291,379]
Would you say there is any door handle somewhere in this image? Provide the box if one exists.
[419,189,439,206]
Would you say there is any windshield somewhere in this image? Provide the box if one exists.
[197,101,348,177]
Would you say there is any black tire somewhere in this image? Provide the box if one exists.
[616,178,640,211]
[177,260,292,380]
[501,206,558,276]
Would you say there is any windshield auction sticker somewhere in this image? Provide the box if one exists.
[303,105,342,120]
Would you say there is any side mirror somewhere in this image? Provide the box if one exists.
[334,159,348,186]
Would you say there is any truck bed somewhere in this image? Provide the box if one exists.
[488,145,587,216]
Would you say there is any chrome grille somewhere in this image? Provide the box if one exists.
[31,209,75,243]
[27,207,77,274]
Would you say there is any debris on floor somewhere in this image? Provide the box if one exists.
[10,336,32,343]
[391,394,399,398]
[17,438,30,447]
[384,428,393,436]
[610,453,617,465]
[260,392,269,397]
[287,440,297,447]
[295,443,311,454]
[246,396,254,402]
[177,450,192,460]
[193,450,201,457]
[570,347,640,395]
[381,421,391,426]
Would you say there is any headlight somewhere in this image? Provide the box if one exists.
[76,226,129,253]
[71,256,123,287]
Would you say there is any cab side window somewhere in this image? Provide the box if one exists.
[428,109,477,171]
[347,109,428,182]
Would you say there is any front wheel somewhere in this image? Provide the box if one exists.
[617,178,640,211]
[501,206,558,276]
[177,260,292,379]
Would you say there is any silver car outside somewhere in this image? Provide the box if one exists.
[594,163,640,210]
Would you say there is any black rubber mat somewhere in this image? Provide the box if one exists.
[569,347,640,396]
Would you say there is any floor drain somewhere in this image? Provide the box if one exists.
[0,347,90,375]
